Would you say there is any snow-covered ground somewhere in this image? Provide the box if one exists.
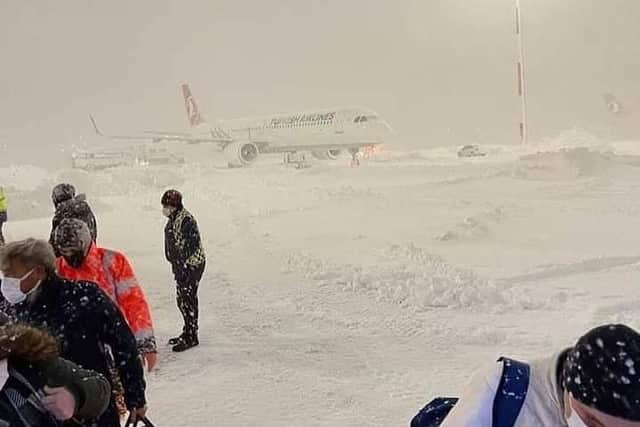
[5,138,640,426]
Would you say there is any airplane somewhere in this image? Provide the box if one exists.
[90,84,393,167]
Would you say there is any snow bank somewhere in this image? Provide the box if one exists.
[436,206,507,242]
[283,243,543,312]
[0,165,52,192]
[513,147,628,180]
[55,166,187,198]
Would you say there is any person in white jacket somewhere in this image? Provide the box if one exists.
[440,324,640,427]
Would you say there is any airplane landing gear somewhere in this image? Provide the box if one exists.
[349,148,360,167]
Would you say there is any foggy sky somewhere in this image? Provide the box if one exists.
[1,0,639,165]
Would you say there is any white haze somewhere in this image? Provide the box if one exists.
[1,0,640,167]
[2,2,640,426]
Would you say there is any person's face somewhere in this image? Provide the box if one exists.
[1,261,46,293]
[162,205,175,217]
[566,392,640,427]
[59,245,88,267]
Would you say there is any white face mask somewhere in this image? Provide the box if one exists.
[566,400,588,427]
[1,268,39,305]
[162,207,174,217]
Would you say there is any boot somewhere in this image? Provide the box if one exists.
[168,334,185,346]
[172,336,199,352]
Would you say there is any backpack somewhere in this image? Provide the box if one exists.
[411,358,530,427]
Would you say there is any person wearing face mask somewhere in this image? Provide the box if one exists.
[0,321,111,426]
[53,218,158,366]
[48,183,97,257]
[161,189,206,352]
[413,323,640,427]
[0,238,148,427]
[53,218,158,421]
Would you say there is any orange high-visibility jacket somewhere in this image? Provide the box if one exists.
[56,243,157,353]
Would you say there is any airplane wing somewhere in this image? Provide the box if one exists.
[89,115,233,145]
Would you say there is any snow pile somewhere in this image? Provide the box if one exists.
[436,206,507,242]
[512,147,624,180]
[534,128,603,152]
[283,243,541,312]
[0,165,52,192]
[57,166,187,198]
[0,165,56,220]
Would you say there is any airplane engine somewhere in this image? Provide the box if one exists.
[224,141,259,167]
[311,149,341,160]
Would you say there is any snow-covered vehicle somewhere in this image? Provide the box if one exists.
[457,144,486,158]
[135,147,186,166]
[71,150,133,170]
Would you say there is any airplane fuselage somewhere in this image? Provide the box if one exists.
[198,107,392,155]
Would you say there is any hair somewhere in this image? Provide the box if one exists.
[0,238,56,275]
[0,324,59,362]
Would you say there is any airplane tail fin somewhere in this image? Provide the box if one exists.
[89,114,104,136]
[182,83,206,127]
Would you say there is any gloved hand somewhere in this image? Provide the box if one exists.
[126,406,148,425]
[41,385,77,420]
[142,351,158,372]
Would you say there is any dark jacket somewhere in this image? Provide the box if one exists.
[164,207,206,280]
[0,324,111,426]
[1,275,146,427]
[49,194,97,255]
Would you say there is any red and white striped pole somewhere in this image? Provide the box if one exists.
[515,0,528,145]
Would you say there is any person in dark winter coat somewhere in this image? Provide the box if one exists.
[0,186,7,247]
[0,322,111,426]
[48,183,97,256]
[436,323,640,427]
[162,189,206,352]
[0,238,148,427]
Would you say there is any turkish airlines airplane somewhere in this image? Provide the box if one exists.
[91,84,393,167]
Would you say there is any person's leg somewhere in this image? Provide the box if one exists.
[0,215,5,246]
[173,266,204,351]
[176,280,191,337]
[183,280,199,340]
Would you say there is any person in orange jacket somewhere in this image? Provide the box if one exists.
[53,218,158,369]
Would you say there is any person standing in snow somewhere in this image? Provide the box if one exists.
[0,186,6,246]
[0,238,148,427]
[162,189,206,352]
[53,218,158,368]
[431,323,640,427]
[48,183,97,256]
[53,218,158,419]
[0,322,111,426]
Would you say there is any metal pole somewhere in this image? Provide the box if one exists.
[515,0,528,144]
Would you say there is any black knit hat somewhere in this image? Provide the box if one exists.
[54,218,91,251]
[51,183,76,206]
[161,189,183,208]
[563,324,640,421]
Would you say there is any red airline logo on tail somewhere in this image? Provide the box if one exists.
[182,84,205,127]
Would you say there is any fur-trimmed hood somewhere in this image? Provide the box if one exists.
[0,324,59,363]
